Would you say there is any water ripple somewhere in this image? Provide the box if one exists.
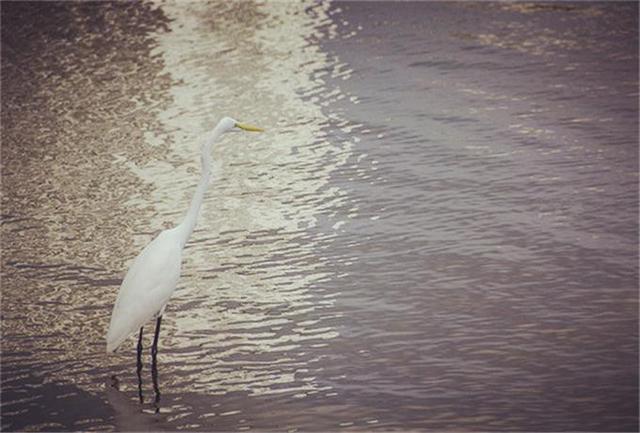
[1,1,637,432]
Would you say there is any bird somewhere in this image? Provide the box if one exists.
[106,117,263,380]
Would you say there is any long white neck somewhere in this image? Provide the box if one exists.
[175,126,224,248]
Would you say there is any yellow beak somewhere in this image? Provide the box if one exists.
[235,122,264,132]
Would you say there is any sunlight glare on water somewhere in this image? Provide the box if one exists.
[1,1,637,432]
[134,0,351,399]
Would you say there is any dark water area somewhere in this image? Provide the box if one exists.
[1,1,638,432]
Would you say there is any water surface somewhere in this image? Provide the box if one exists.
[1,1,638,431]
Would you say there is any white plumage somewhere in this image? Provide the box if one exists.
[105,116,263,354]
[106,229,182,352]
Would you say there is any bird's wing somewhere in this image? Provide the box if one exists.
[106,229,183,352]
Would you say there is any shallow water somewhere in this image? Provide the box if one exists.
[1,1,638,431]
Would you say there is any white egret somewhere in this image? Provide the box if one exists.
[106,117,263,370]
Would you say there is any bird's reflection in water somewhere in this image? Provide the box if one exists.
[107,375,160,430]
[112,361,162,415]
[113,321,164,416]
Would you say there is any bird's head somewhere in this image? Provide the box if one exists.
[217,116,264,134]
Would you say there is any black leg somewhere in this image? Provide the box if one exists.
[151,315,162,413]
[136,327,144,404]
